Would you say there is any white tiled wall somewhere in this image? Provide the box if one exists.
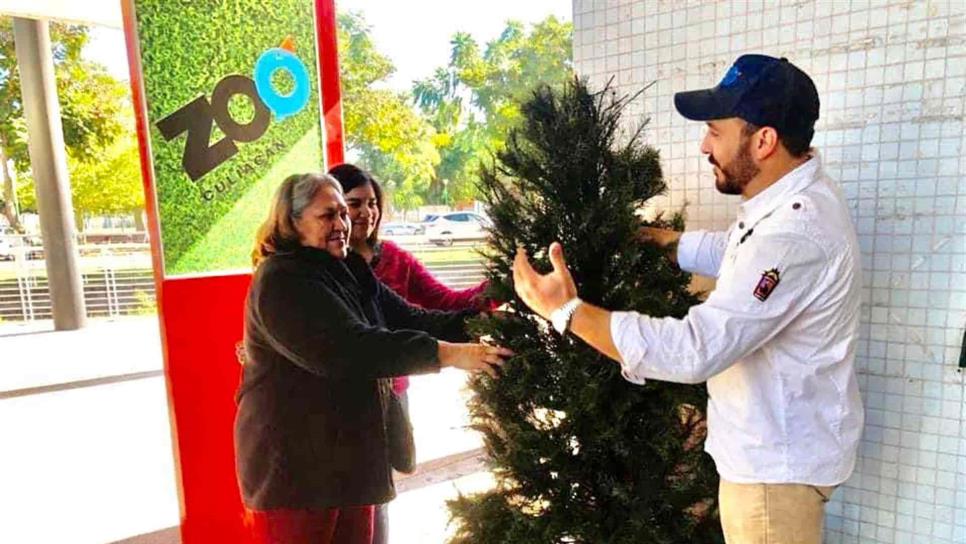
[573,1,966,542]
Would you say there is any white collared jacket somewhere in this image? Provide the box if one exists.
[611,153,864,486]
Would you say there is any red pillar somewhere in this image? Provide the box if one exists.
[121,2,344,541]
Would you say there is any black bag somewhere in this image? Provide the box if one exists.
[387,390,416,474]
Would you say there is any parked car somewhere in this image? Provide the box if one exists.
[381,222,425,236]
[424,212,491,246]
[0,237,14,261]
[0,233,45,260]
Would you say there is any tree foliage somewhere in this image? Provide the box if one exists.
[341,14,573,209]
[337,12,438,212]
[17,120,144,226]
[447,78,723,544]
[0,20,117,168]
[0,19,126,230]
[412,17,572,206]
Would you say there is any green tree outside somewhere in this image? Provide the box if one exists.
[413,17,573,207]
[15,95,144,231]
[337,12,438,214]
[0,19,125,231]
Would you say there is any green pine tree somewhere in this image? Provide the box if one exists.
[448,78,724,544]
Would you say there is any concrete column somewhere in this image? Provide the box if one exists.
[13,17,86,330]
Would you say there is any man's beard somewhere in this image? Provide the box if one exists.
[710,138,760,195]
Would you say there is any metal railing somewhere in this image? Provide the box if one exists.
[0,235,486,324]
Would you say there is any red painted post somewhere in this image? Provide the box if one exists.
[120,2,344,541]
[317,0,345,167]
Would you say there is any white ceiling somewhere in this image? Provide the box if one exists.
[0,0,122,29]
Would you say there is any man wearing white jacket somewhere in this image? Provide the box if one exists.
[513,54,864,544]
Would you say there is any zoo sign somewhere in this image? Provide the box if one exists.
[156,38,310,182]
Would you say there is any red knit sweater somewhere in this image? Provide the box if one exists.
[372,240,491,393]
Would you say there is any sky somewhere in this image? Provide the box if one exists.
[85,0,571,92]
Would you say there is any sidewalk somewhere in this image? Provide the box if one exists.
[0,317,164,393]
[0,317,493,543]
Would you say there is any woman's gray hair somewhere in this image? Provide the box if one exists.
[252,172,345,266]
[290,173,344,220]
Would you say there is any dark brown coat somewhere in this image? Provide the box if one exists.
[235,247,470,509]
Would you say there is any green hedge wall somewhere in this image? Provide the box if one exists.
[135,0,322,274]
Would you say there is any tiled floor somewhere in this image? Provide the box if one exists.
[1,317,490,544]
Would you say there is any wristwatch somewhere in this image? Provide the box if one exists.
[550,297,582,335]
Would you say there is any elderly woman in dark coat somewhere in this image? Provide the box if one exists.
[235,173,509,544]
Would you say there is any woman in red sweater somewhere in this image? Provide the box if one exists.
[329,164,492,313]
[328,163,493,544]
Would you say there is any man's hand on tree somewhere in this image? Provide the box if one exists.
[637,227,681,264]
[512,242,578,320]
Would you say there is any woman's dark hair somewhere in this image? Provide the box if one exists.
[328,163,384,246]
[252,173,343,267]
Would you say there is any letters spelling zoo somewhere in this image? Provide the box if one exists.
[156,38,311,183]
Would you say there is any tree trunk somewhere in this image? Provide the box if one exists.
[0,138,24,232]
[133,208,145,231]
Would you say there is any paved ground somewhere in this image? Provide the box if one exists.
[0,318,164,392]
[0,317,493,544]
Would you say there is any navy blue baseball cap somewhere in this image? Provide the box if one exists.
[674,54,819,138]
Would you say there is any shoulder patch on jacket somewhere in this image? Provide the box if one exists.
[753,268,781,301]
